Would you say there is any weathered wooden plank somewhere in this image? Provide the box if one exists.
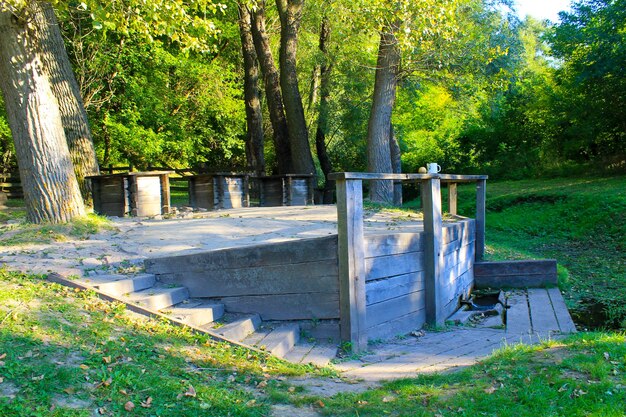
[364,251,424,281]
[422,177,445,326]
[328,172,487,181]
[475,179,486,260]
[442,219,475,245]
[363,233,424,258]
[528,288,560,334]
[145,235,338,274]
[366,309,426,341]
[505,292,531,335]
[474,260,558,288]
[448,183,457,215]
[366,290,425,329]
[336,178,368,352]
[365,272,425,306]
[546,287,577,333]
[157,259,338,297]
[218,292,340,320]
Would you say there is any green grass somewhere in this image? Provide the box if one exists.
[0,270,321,416]
[0,213,114,246]
[452,175,626,329]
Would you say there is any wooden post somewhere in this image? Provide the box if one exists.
[475,179,486,261]
[160,173,171,214]
[336,178,368,352]
[448,182,457,215]
[421,177,445,326]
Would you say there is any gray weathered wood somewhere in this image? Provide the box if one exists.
[157,259,338,297]
[366,309,426,341]
[527,288,560,334]
[448,182,457,215]
[364,233,424,258]
[505,292,531,335]
[546,287,577,333]
[365,272,425,306]
[474,260,558,288]
[218,293,340,320]
[475,179,486,260]
[364,251,425,281]
[257,174,314,206]
[336,178,368,352]
[329,172,488,181]
[421,177,445,326]
[366,290,425,328]
[145,235,338,274]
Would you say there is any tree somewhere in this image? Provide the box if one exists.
[36,2,99,200]
[0,2,85,223]
[237,3,265,175]
[250,1,293,174]
[276,0,316,175]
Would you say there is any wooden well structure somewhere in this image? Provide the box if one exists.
[88,171,172,217]
[145,172,487,352]
[256,174,315,206]
[187,173,250,210]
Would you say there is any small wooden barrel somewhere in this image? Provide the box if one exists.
[257,174,315,207]
[187,173,249,210]
[88,171,172,217]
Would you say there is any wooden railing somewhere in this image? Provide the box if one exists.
[327,172,487,352]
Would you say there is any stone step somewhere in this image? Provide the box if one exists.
[212,314,261,342]
[125,285,189,311]
[95,274,156,296]
[245,323,300,358]
[162,300,225,327]
[301,343,338,367]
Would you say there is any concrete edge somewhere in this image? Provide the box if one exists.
[46,272,268,356]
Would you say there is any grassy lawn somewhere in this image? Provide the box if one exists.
[450,175,625,330]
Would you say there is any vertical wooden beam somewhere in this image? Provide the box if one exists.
[160,174,171,214]
[336,178,368,352]
[421,177,445,326]
[243,175,250,208]
[475,179,486,261]
[448,182,457,215]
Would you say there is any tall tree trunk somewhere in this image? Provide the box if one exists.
[250,1,292,174]
[0,4,85,223]
[275,0,316,176]
[389,123,402,206]
[237,3,265,176]
[367,26,400,204]
[35,3,99,201]
[314,17,333,200]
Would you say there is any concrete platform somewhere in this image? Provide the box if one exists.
[333,287,576,381]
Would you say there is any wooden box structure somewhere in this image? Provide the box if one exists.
[257,174,314,206]
[187,173,249,210]
[88,171,172,217]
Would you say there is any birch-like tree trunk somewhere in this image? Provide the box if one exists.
[367,27,400,204]
[35,3,99,200]
[250,1,292,174]
[275,0,316,176]
[237,3,265,176]
[0,3,85,223]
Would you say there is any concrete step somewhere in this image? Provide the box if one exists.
[258,324,300,358]
[125,285,189,311]
[212,314,261,342]
[162,300,225,327]
[95,274,156,296]
[282,340,337,366]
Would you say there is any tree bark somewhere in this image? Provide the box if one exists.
[389,122,402,206]
[367,27,400,204]
[276,0,316,176]
[250,1,292,174]
[35,3,99,201]
[237,3,265,176]
[314,17,333,200]
[0,4,85,223]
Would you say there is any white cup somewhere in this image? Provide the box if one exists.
[427,163,441,174]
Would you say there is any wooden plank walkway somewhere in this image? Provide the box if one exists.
[334,288,576,381]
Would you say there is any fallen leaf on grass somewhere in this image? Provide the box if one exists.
[256,380,267,389]
[79,364,89,370]
[102,356,111,364]
[63,387,75,394]
[0,353,6,360]
[287,386,296,393]
[140,397,152,408]
[603,352,610,360]
[315,400,325,408]
[382,395,395,403]
[124,401,135,411]
[32,375,44,381]
[184,385,197,397]
[484,386,497,394]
